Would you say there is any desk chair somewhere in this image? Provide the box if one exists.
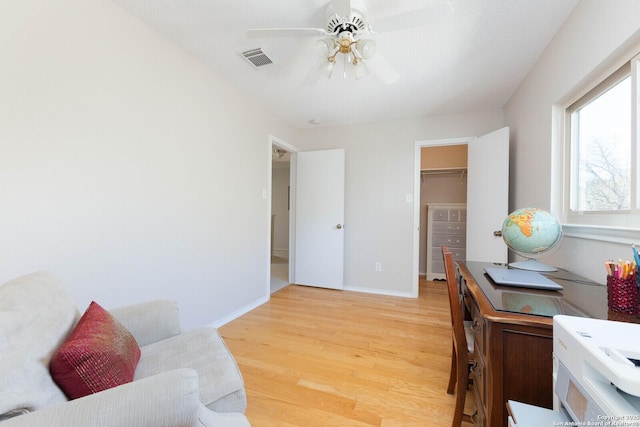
[442,246,475,426]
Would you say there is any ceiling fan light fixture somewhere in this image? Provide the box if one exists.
[337,36,355,54]
[356,39,376,60]
[273,148,287,158]
[314,38,333,58]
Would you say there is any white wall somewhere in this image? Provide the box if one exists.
[297,110,503,296]
[504,0,640,282]
[0,0,297,329]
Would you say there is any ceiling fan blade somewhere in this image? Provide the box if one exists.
[369,2,454,34]
[303,58,329,86]
[331,0,352,18]
[365,54,399,85]
[247,28,328,38]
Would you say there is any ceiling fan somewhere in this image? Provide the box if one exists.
[247,0,454,85]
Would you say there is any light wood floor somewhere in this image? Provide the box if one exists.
[219,278,472,427]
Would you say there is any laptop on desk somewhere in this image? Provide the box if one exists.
[484,267,563,291]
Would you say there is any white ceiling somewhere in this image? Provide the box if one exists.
[112,0,579,129]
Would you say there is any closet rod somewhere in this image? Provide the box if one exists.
[421,169,467,176]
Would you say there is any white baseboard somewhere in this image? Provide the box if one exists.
[210,284,416,328]
[343,285,415,299]
[209,295,269,328]
[272,248,289,258]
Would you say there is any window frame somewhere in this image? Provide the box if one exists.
[558,50,640,241]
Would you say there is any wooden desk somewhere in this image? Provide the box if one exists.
[456,261,640,427]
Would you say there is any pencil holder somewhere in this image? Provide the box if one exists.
[607,275,640,314]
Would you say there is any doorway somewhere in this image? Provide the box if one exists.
[271,144,291,293]
[412,128,510,297]
[419,144,468,282]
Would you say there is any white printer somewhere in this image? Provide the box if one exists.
[508,315,640,426]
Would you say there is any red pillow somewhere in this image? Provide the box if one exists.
[50,301,141,399]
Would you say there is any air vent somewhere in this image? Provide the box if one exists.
[241,48,275,68]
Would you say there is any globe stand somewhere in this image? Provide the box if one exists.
[509,259,558,272]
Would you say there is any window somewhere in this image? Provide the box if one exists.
[564,53,640,229]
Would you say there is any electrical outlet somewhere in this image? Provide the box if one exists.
[375,262,382,272]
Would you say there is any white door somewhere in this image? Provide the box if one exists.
[466,127,509,263]
[294,149,345,289]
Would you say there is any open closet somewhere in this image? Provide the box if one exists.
[419,144,468,280]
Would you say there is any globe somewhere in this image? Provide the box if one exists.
[501,207,563,272]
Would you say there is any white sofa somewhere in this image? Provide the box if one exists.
[0,271,250,427]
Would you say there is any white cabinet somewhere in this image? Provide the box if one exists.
[426,203,466,280]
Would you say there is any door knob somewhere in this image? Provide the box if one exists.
[493,230,502,237]
[336,224,343,229]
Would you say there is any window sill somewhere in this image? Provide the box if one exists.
[562,224,640,244]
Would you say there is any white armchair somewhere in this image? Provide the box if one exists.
[0,272,250,427]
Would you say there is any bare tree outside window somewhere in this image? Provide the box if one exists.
[580,137,630,210]
[572,76,631,212]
